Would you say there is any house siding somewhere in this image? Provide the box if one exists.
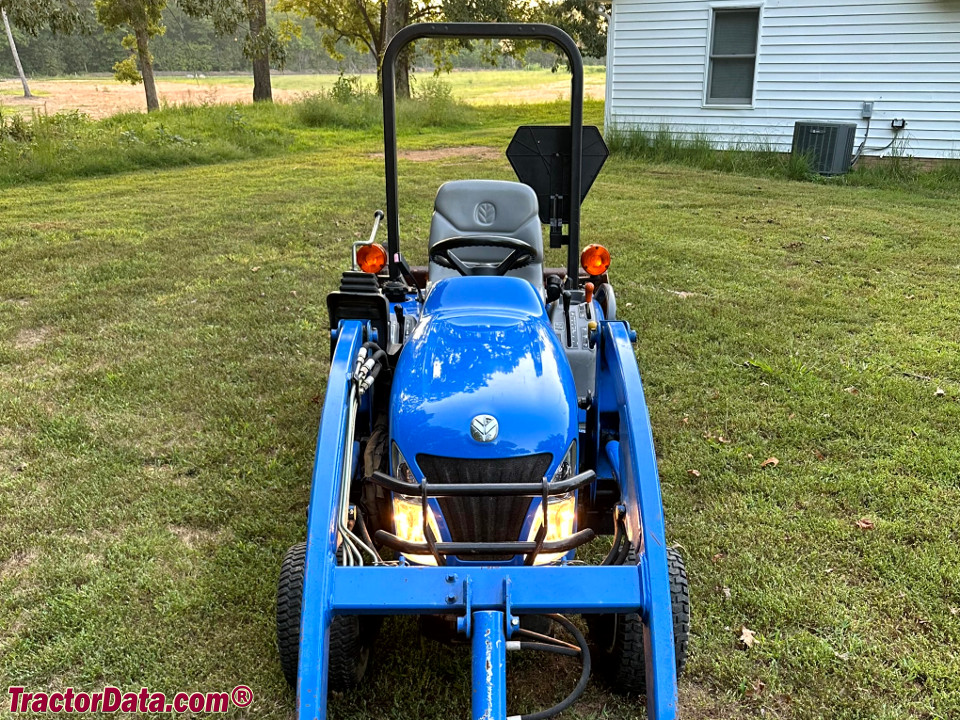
[606,0,960,159]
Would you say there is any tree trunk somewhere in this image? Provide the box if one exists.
[248,0,272,102]
[384,0,411,99]
[134,26,159,112]
[2,10,31,99]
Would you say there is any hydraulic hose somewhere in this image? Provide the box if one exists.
[509,642,580,657]
[515,627,579,652]
[355,342,386,395]
[338,340,387,565]
[510,614,592,720]
[601,517,625,565]
[353,510,382,564]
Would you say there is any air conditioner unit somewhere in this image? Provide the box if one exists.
[792,122,857,175]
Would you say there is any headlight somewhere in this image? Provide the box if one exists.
[391,446,441,565]
[551,441,577,483]
[392,493,442,566]
[527,492,577,565]
[527,443,578,564]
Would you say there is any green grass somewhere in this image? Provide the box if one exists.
[608,123,960,195]
[158,66,608,103]
[0,88,595,189]
[0,89,51,97]
[1,101,959,719]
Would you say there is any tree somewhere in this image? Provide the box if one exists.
[275,0,607,99]
[94,0,166,111]
[0,0,87,35]
[538,1,610,60]
[1,9,31,97]
[179,0,292,102]
[0,0,93,97]
[246,0,271,100]
[275,0,442,98]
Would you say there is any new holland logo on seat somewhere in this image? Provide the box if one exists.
[475,201,496,225]
[470,414,498,442]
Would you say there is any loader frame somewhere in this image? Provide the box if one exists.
[297,321,679,720]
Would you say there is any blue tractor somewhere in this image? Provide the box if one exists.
[276,22,689,720]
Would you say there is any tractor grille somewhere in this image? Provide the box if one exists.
[416,453,552,561]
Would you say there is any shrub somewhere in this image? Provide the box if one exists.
[404,76,473,128]
[294,75,475,131]
[294,91,381,129]
[0,104,296,186]
[329,74,369,104]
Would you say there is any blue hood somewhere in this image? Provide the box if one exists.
[390,277,577,480]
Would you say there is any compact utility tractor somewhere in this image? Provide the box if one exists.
[276,22,689,720]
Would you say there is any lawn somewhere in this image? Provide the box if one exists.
[1,98,959,720]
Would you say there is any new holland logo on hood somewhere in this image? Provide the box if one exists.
[470,414,498,442]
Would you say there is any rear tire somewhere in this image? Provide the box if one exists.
[276,542,376,691]
[594,282,617,321]
[587,545,689,694]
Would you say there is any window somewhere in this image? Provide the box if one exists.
[706,7,760,106]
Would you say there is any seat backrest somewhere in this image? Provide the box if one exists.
[428,180,544,287]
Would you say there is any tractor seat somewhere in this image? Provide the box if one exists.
[428,180,544,289]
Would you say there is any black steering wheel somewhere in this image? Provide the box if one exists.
[429,235,538,277]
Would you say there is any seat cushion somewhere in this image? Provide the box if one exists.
[428,180,544,287]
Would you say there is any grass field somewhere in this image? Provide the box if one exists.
[0,68,606,119]
[1,97,959,720]
[165,67,608,102]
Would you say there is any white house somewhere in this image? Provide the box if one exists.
[604,0,960,159]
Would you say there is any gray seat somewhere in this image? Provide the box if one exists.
[428,180,544,288]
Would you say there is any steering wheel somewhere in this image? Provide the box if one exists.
[429,235,538,277]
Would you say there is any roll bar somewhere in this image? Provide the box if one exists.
[381,22,585,284]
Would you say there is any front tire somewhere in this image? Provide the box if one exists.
[276,542,376,691]
[587,545,690,694]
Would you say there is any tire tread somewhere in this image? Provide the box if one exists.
[276,542,371,691]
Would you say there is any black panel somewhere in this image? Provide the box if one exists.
[417,453,552,560]
[507,125,608,226]
[326,285,389,356]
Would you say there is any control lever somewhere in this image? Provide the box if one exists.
[392,252,424,303]
[584,282,598,345]
[368,209,384,243]
[545,275,564,304]
[562,288,572,347]
[394,305,405,344]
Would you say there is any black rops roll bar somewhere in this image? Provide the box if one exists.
[381,23,585,285]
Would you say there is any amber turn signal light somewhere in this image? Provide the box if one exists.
[580,244,610,276]
[357,243,388,274]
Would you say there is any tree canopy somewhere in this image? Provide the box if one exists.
[0,0,609,105]
[273,0,608,97]
[0,0,88,34]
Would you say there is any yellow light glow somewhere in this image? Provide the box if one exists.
[527,493,577,565]
[393,495,442,566]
